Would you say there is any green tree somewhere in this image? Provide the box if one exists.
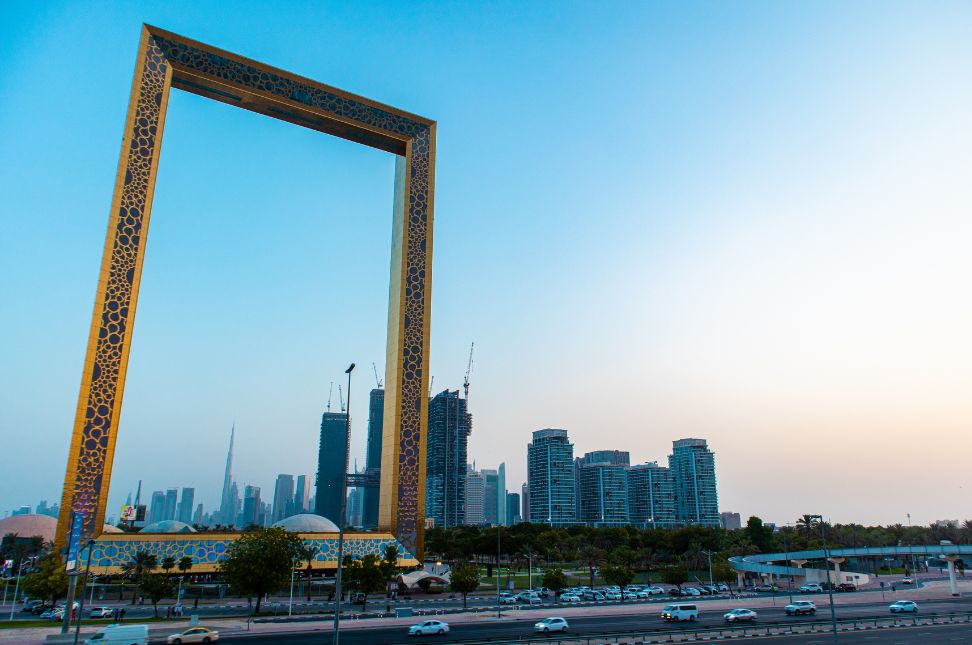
[300,544,319,601]
[711,558,735,585]
[744,517,775,553]
[449,563,481,609]
[161,556,176,573]
[601,564,635,601]
[121,551,158,605]
[138,573,175,618]
[541,566,567,602]
[660,564,688,590]
[21,554,68,603]
[342,554,388,611]
[177,556,193,574]
[578,545,605,589]
[218,527,303,613]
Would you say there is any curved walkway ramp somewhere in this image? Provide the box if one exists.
[730,543,972,595]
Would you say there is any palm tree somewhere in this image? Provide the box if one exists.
[178,556,193,574]
[122,551,158,604]
[962,519,972,543]
[796,515,818,542]
[301,545,319,601]
[161,556,175,573]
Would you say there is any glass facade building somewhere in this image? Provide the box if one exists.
[626,462,677,528]
[668,438,720,527]
[577,462,629,527]
[425,390,471,528]
[315,411,349,524]
[362,388,384,528]
[527,429,575,527]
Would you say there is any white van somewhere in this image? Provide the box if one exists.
[660,604,699,622]
[84,623,148,644]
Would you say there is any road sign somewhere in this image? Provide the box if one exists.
[65,512,83,571]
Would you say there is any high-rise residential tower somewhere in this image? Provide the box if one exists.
[241,485,261,527]
[315,412,349,523]
[575,451,629,518]
[272,474,295,522]
[163,489,178,521]
[148,491,165,524]
[669,438,719,527]
[626,462,676,528]
[362,388,384,528]
[481,468,499,526]
[425,390,472,528]
[527,429,575,527]
[521,483,530,522]
[577,461,628,527]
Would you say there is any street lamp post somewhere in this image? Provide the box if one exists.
[8,559,27,621]
[332,362,355,645]
[496,526,501,618]
[73,540,96,645]
[289,556,299,617]
[782,526,793,605]
[809,514,839,644]
[701,550,714,586]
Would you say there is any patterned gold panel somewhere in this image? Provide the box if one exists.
[58,25,434,562]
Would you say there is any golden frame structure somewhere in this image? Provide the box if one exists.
[57,25,435,560]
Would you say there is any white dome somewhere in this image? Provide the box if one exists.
[272,513,339,533]
[102,524,124,533]
[0,514,57,542]
[140,520,196,533]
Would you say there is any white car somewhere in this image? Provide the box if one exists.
[89,607,114,618]
[641,586,665,596]
[166,627,220,643]
[515,593,542,605]
[799,583,823,593]
[889,600,918,613]
[724,608,758,623]
[604,591,622,601]
[681,587,702,596]
[499,595,518,605]
[622,590,639,600]
[408,619,450,636]
[785,600,817,616]
[534,617,569,633]
[559,593,582,603]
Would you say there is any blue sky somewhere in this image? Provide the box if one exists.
[2,1,971,526]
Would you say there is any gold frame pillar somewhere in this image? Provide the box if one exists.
[58,25,435,560]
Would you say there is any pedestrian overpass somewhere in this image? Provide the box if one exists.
[730,543,972,596]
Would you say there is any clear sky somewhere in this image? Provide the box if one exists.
[2,1,971,527]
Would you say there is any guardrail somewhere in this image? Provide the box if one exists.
[446,610,972,645]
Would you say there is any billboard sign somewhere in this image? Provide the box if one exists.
[120,505,136,522]
[65,512,83,571]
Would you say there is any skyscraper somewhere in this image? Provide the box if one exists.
[218,425,235,526]
[163,489,178,521]
[272,474,295,522]
[362,388,384,528]
[177,487,195,524]
[521,483,530,522]
[347,488,363,527]
[294,475,312,514]
[465,466,485,525]
[527,429,575,527]
[241,485,261,527]
[577,462,628,527]
[575,451,629,518]
[425,390,471,529]
[315,411,349,523]
[227,482,240,528]
[506,492,521,525]
[481,468,498,526]
[626,462,677,528]
[669,438,719,527]
[148,491,165,524]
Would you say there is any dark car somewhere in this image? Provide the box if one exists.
[835,583,857,592]
[31,603,54,616]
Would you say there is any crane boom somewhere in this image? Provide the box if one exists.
[327,382,333,412]
[338,383,346,413]
[463,342,474,400]
[372,362,383,389]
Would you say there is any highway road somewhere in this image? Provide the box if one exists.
[211,597,972,644]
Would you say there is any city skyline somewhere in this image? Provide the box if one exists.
[3,2,972,527]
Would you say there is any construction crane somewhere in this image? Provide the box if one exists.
[372,362,383,389]
[326,382,334,412]
[338,383,346,413]
[428,375,435,397]
[463,342,474,400]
